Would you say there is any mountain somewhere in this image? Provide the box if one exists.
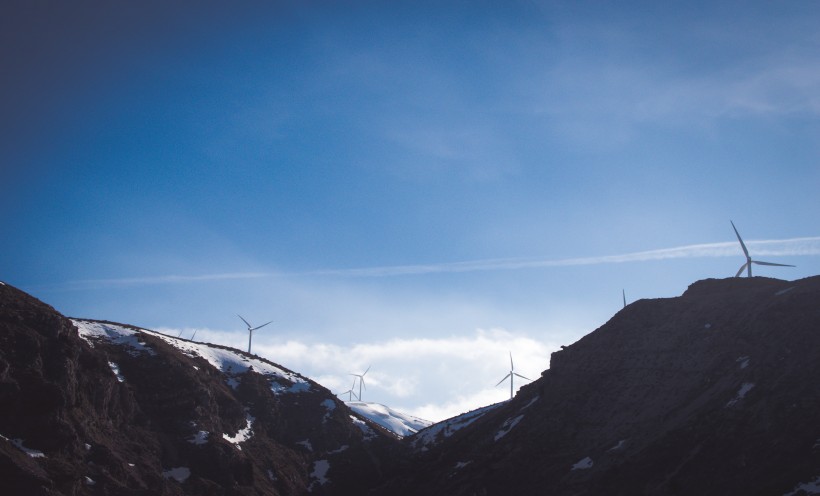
[3,275,820,495]
[374,276,820,496]
[0,282,405,495]
[344,402,431,438]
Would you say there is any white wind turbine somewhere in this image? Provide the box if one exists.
[495,352,531,400]
[350,365,370,402]
[238,315,272,354]
[339,378,359,402]
[730,221,795,278]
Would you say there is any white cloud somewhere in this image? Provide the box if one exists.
[156,326,558,423]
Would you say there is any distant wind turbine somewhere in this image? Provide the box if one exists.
[495,352,531,400]
[190,330,197,341]
[339,378,359,402]
[237,315,272,354]
[730,221,795,277]
[350,365,370,402]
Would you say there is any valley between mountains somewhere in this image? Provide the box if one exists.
[1,276,819,495]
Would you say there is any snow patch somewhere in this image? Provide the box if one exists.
[704,323,712,329]
[321,398,336,421]
[783,475,820,495]
[72,319,310,394]
[162,467,191,483]
[347,402,431,438]
[1,434,46,458]
[108,361,125,382]
[350,416,377,441]
[413,402,502,449]
[736,356,750,369]
[726,382,755,407]
[74,321,156,356]
[223,414,254,447]
[188,431,209,445]
[297,439,313,451]
[520,396,539,411]
[608,439,626,452]
[84,476,96,486]
[267,468,278,481]
[309,459,330,489]
[572,457,594,470]
[776,287,795,296]
[494,414,524,441]
[328,444,349,454]
[454,461,471,469]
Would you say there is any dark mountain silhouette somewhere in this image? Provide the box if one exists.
[2,275,820,495]
[374,276,820,496]
[0,282,404,495]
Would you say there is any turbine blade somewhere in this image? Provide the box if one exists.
[252,320,273,331]
[237,314,252,329]
[509,352,514,372]
[361,378,366,390]
[513,373,532,381]
[752,260,795,267]
[730,221,750,258]
[735,262,748,278]
[363,365,371,376]
[495,373,511,387]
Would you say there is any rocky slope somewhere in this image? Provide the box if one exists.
[0,283,404,496]
[3,276,820,496]
[376,276,820,496]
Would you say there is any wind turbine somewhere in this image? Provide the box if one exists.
[238,315,272,354]
[730,221,795,277]
[350,365,370,402]
[339,378,359,402]
[495,352,531,400]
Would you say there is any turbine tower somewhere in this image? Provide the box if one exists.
[350,365,370,402]
[730,221,795,277]
[238,315,272,354]
[495,352,531,400]
[622,289,627,308]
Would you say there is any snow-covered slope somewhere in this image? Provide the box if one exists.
[74,319,311,393]
[346,402,432,438]
[411,402,504,450]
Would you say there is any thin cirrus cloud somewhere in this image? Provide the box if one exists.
[53,236,820,288]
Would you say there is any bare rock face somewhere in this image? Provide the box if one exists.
[379,276,820,496]
[0,283,404,495]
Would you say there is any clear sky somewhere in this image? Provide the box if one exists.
[2,0,819,421]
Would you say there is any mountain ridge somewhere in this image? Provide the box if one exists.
[2,276,820,495]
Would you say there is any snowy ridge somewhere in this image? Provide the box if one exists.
[412,402,504,449]
[346,402,431,438]
[73,320,310,393]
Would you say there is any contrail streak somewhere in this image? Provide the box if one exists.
[309,237,820,277]
[45,236,820,289]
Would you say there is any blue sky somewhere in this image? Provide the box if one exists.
[2,1,819,420]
